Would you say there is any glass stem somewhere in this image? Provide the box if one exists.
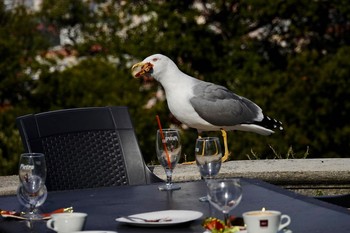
[204,174,216,182]
[28,204,36,216]
[165,169,173,186]
[224,213,230,227]
[27,197,38,218]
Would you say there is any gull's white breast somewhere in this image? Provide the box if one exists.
[162,76,215,130]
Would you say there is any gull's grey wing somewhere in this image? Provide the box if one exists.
[189,82,263,126]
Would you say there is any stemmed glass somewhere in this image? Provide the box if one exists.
[18,153,47,219]
[17,184,48,212]
[156,128,182,191]
[207,179,242,226]
[195,137,222,201]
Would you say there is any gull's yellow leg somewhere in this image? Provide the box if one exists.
[221,129,230,162]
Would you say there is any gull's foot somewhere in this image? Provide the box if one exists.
[221,151,231,162]
[182,161,196,165]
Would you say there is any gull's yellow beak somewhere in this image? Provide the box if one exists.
[131,62,153,78]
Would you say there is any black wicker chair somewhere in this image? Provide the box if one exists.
[16,106,162,191]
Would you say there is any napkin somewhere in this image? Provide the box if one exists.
[0,207,73,220]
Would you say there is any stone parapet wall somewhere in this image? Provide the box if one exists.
[0,175,17,196]
[154,158,350,196]
[1,159,349,196]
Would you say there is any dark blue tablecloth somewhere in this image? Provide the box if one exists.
[1,178,349,232]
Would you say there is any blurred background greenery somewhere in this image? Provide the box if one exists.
[1,0,350,175]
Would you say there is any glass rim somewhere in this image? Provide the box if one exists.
[196,136,220,141]
[157,128,180,132]
[20,153,45,157]
[206,178,241,183]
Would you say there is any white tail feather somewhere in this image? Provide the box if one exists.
[228,124,275,136]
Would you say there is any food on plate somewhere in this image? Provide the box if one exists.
[203,217,244,233]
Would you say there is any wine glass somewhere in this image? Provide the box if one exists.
[17,184,48,212]
[18,153,47,219]
[156,128,182,191]
[195,137,222,201]
[207,179,242,226]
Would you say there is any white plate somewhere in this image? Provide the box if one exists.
[71,231,117,233]
[115,210,203,227]
[237,230,290,233]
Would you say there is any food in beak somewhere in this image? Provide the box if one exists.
[132,62,153,78]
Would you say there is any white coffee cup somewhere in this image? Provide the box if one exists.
[243,210,291,233]
[46,212,87,233]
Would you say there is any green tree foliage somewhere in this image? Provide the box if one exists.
[0,2,51,174]
[1,0,350,175]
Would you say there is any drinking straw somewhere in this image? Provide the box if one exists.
[156,115,172,169]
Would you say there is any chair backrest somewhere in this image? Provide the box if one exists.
[16,106,162,191]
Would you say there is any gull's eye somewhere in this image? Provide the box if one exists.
[152,58,159,62]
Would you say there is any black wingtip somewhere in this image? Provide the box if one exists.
[255,116,283,131]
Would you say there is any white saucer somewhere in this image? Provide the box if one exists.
[71,231,117,233]
[116,210,203,227]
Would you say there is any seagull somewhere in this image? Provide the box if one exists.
[131,54,283,162]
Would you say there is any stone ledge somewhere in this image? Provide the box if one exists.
[154,158,350,182]
[0,175,18,196]
[154,158,350,196]
[1,159,349,196]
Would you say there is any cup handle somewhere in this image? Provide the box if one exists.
[278,214,291,231]
[46,218,56,231]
